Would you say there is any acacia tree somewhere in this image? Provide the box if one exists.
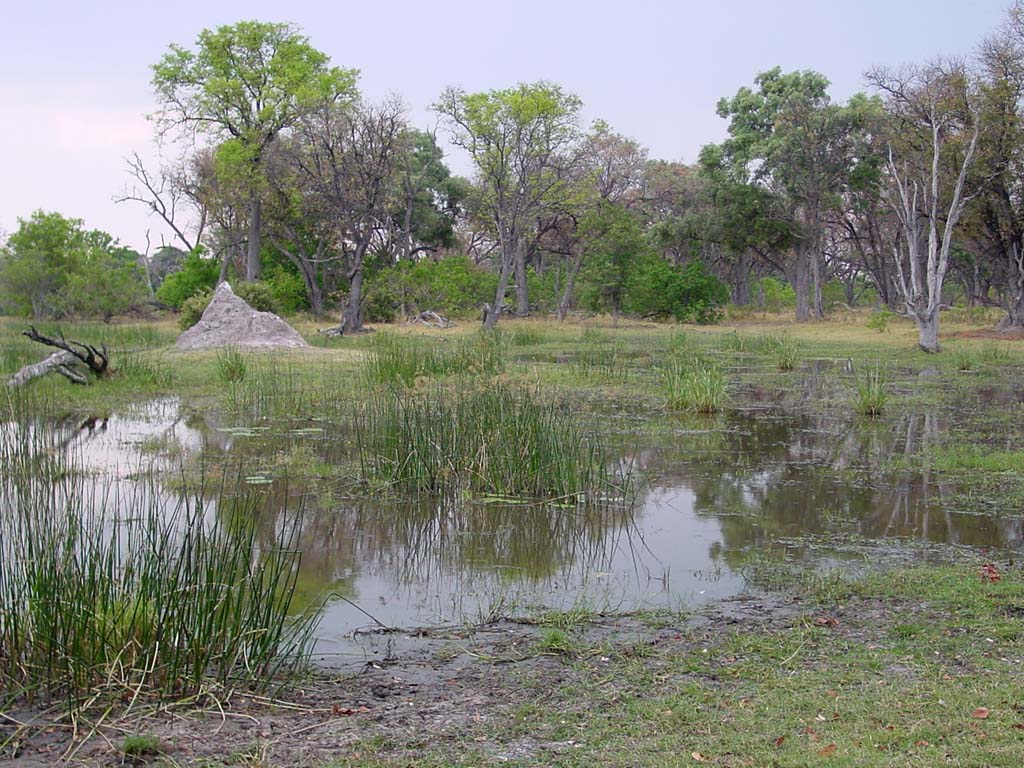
[868,63,981,352]
[435,82,583,328]
[151,21,358,281]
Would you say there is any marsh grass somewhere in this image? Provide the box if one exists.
[662,356,728,413]
[979,344,1013,365]
[569,345,633,380]
[853,363,890,416]
[355,384,633,501]
[216,346,250,385]
[949,346,977,371]
[116,352,176,387]
[0,415,317,715]
[365,331,506,386]
[756,332,800,371]
[506,325,548,346]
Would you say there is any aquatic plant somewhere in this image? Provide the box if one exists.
[216,346,249,384]
[662,357,728,413]
[355,384,633,500]
[853,364,890,416]
[0,420,317,714]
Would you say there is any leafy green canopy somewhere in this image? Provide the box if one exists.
[0,211,148,320]
[152,21,359,151]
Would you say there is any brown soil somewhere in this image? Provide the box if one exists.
[2,595,802,766]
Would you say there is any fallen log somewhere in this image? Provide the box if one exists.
[6,327,110,388]
[408,310,455,329]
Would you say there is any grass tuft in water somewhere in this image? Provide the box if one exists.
[355,384,633,501]
[365,332,506,386]
[853,364,890,416]
[216,346,250,385]
[662,357,728,413]
[0,422,317,715]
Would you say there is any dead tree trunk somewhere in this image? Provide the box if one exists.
[6,327,110,388]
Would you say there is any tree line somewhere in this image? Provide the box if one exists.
[6,9,1024,350]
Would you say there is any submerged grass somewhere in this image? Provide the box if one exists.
[355,384,633,501]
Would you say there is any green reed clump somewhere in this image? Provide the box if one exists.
[365,332,506,386]
[355,385,631,500]
[853,364,890,416]
[949,346,977,372]
[116,352,176,387]
[662,356,728,413]
[752,332,801,371]
[216,346,249,385]
[0,433,317,714]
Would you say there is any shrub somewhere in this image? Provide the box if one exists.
[156,251,219,309]
[375,256,498,318]
[234,280,279,314]
[754,277,796,313]
[261,267,309,315]
[178,290,212,330]
[623,256,728,323]
[865,309,893,333]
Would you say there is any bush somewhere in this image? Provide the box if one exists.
[375,256,498,318]
[261,268,309,315]
[753,277,796,313]
[234,281,280,314]
[623,256,728,323]
[178,290,212,330]
[156,251,219,309]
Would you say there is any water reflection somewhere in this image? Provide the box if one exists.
[4,393,1022,656]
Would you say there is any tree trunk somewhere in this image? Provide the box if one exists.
[342,268,364,334]
[731,252,751,306]
[556,255,582,322]
[483,245,515,330]
[788,247,813,322]
[246,196,262,281]
[7,351,87,388]
[914,309,940,353]
[997,243,1024,331]
[811,250,824,318]
[514,239,530,316]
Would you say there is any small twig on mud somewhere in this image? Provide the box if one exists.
[328,592,393,630]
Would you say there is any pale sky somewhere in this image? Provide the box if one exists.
[0,0,1010,252]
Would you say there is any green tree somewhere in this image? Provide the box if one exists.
[0,211,148,320]
[435,82,583,328]
[708,68,874,321]
[151,21,359,281]
[577,202,647,318]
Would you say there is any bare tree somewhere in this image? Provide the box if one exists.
[283,98,406,333]
[868,62,981,352]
